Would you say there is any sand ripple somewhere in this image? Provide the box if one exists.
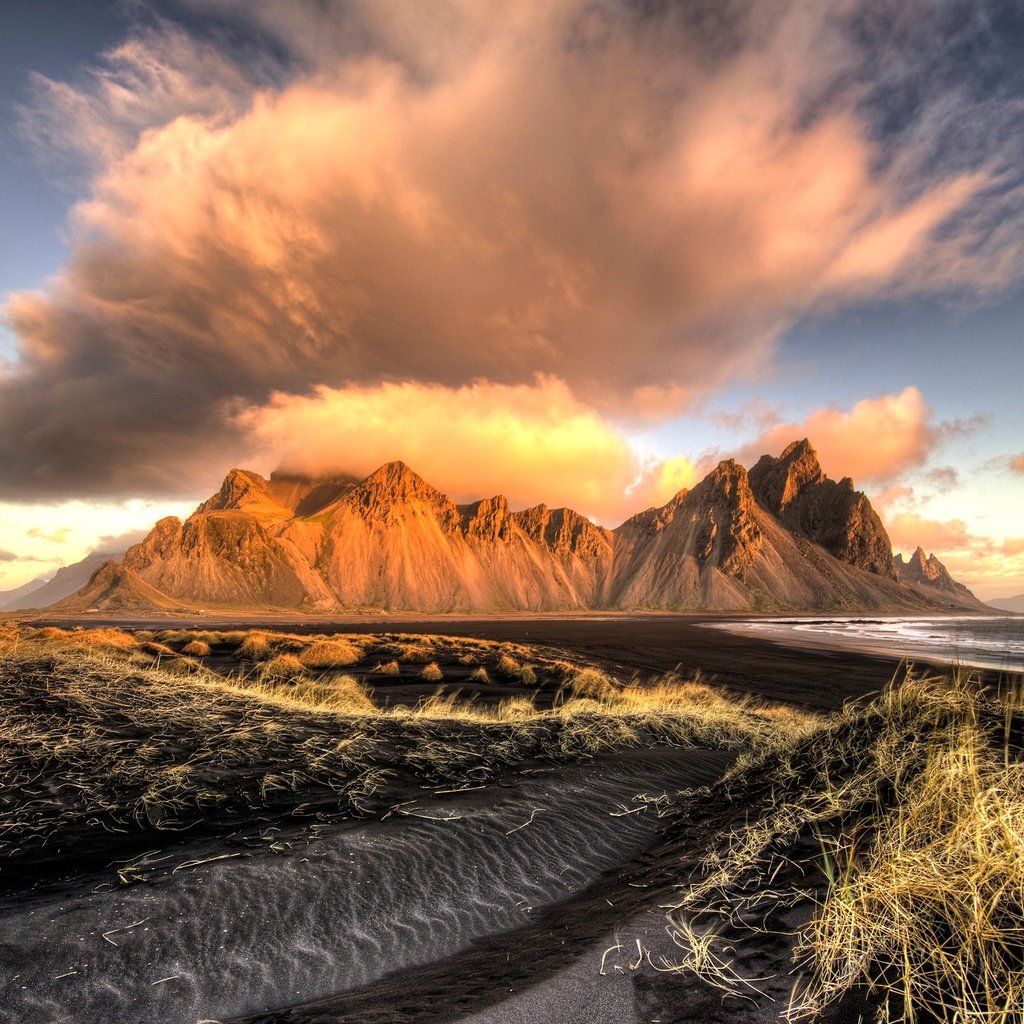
[0,749,728,1024]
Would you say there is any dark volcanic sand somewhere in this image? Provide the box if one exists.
[10,614,944,1023]
[1,749,732,1024]
[33,613,920,711]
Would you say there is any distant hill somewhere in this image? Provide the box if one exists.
[50,560,186,614]
[0,574,52,611]
[989,593,1024,613]
[1,551,125,611]
[43,438,990,615]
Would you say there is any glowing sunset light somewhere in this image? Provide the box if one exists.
[0,0,1022,601]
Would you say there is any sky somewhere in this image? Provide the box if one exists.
[0,0,1022,600]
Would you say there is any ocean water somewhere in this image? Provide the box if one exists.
[707,615,1024,675]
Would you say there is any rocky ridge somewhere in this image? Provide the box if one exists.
[55,440,989,614]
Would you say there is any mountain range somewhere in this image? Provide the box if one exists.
[21,438,990,616]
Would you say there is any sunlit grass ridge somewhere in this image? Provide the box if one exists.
[670,670,1024,1023]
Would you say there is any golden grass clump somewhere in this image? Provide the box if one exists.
[395,642,433,664]
[245,675,375,715]
[298,638,362,669]
[0,619,21,654]
[421,662,443,682]
[373,659,400,675]
[495,654,521,678]
[32,625,67,641]
[789,719,1024,1023]
[141,641,176,658]
[562,666,618,701]
[469,666,490,683]
[41,626,139,651]
[667,671,1024,1024]
[259,653,306,681]
[237,630,273,661]
[181,639,211,657]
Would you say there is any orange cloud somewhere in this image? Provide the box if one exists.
[745,387,936,484]
[235,376,697,525]
[0,2,1015,498]
[885,512,974,555]
[1011,454,1024,474]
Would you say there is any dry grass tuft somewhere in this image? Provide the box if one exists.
[237,630,273,661]
[421,662,443,682]
[298,638,362,669]
[242,674,375,715]
[35,626,139,652]
[141,641,176,658]
[561,665,618,702]
[394,642,433,664]
[469,666,490,683]
[373,659,401,676]
[495,654,521,678]
[181,639,211,657]
[668,670,1024,1024]
[259,653,306,681]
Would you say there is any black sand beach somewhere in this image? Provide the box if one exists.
[5,615,991,1024]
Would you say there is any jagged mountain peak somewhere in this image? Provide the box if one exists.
[749,440,895,580]
[749,437,825,514]
[691,459,754,504]
[197,468,271,513]
[895,547,957,587]
[359,460,437,496]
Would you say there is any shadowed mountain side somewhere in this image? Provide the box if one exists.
[748,438,897,578]
[55,442,987,614]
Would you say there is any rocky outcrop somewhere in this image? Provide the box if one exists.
[894,547,989,610]
[123,512,315,608]
[610,459,923,612]
[749,439,898,579]
[54,441,988,614]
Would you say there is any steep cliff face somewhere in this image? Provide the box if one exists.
[313,463,612,610]
[61,441,987,613]
[123,511,313,608]
[749,439,898,579]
